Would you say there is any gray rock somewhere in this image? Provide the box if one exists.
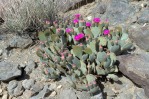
[76,91,91,99]
[118,53,149,98]
[103,0,136,25]
[25,60,36,74]
[58,88,77,99]
[49,83,57,91]
[116,93,133,99]
[22,79,35,90]
[7,80,24,97]
[138,8,149,24]
[55,0,83,12]
[0,62,22,81]
[135,88,148,99]
[30,85,51,99]
[104,87,115,97]
[30,83,44,95]
[128,25,149,51]
[91,93,103,99]
[22,90,33,99]
[9,34,32,49]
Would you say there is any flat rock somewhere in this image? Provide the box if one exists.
[25,60,36,74]
[58,88,77,99]
[76,91,91,99]
[0,62,22,81]
[128,25,149,51]
[30,85,51,99]
[22,79,35,90]
[118,53,149,98]
[7,80,24,97]
[8,34,32,49]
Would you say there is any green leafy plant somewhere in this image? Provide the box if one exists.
[36,14,133,95]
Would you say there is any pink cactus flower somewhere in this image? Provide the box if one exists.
[72,64,76,67]
[61,55,65,60]
[74,14,81,19]
[93,18,101,23]
[103,29,110,35]
[74,33,85,41]
[93,81,96,85]
[57,28,61,33]
[73,19,79,24]
[86,22,91,27]
[66,28,72,33]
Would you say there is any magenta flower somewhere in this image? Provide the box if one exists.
[73,19,79,24]
[103,29,110,35]
[93,18,101,23]
[66,28,72,33]
[74,33,85,41]
[86,22,91,27]
[74,14,81,19]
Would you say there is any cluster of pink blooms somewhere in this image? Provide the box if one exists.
[67,14,110,41]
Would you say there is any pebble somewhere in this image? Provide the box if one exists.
[57,85,62,89]
[2,94,8,99]
[50,91,57,97]
[0,89,2,94]
[141,3,147,8]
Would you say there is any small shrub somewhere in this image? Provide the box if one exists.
[36,14,133,95]
[0,0,56,32]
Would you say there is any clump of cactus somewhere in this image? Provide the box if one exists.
[36,14,133,95]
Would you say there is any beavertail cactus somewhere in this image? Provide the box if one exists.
[36,14,133,95]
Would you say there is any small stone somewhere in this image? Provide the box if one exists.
[49,83,57,90]
[104,87,115,96]
[22,90,33,99]
[58,89,77,99]
[19,63,26,68]
[50,91,57,97]
[30,83,44,95]
[2,94,8,99]
[22,79,35,90]
[30,85,51,99]
[0,89,2,94]
[57,85,62,89]
[141,3,147,8]
[25,60,36,74]
[91,92,103,99]
[7,81,24,97]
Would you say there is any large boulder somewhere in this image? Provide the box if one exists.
[97,0,136,25]
[128,24,149,51]
[0,62,22,81]
[118,53,149,98]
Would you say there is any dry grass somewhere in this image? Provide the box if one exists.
[0,0,56,32]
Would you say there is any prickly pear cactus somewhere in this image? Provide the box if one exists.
[36,14,133,95]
